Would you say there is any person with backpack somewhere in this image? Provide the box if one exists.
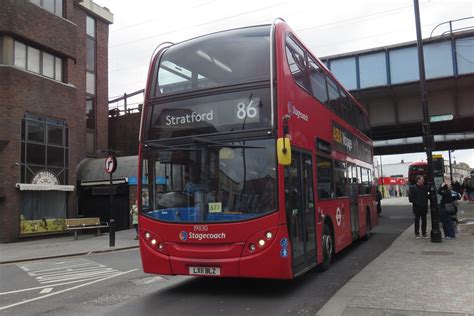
[437,182,456,239]
[409,176,429,238]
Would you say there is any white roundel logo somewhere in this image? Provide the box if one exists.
[336,207,342,226]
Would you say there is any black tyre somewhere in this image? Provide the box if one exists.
[319,222,333,271]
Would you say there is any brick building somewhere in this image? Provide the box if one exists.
[0,0,113,242]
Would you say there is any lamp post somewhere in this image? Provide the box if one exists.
[413,0,442,242]
[448,150,454,184]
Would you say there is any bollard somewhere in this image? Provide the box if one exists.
[109,219,115,247]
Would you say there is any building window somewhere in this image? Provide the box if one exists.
[86,98,95,130]
[86,15,97,155]
[12,40,63,82]
[29,0,63,18]
[86,131,96,154]
[21,113,68,185]
[86,15,96,38]
[14,41,27,69]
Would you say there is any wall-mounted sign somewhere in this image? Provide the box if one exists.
[32,170,59,185]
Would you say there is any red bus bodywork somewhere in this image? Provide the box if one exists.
[138,21,377,279]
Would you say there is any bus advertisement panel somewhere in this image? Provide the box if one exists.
[138,21,377,279]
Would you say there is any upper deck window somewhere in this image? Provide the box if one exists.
[154,26,271,96]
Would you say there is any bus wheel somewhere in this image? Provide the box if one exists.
[363,211,371,241]
[319,223,333,271]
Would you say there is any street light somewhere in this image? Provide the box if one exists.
[413,0,442,243]
[449,150,455,184]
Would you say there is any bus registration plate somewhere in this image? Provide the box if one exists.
[189,266,220,276]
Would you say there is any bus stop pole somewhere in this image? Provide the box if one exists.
[414,0,442,243]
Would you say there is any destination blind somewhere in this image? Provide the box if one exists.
[147,88,272,140]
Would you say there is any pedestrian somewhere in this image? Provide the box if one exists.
[130,200,139,240]
[437,182,456,239]
[376,187,382,215]
[452,180,461,195]
[409,175,429,238]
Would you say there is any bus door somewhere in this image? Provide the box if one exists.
[285,150,317,275]
[347,164,360,239]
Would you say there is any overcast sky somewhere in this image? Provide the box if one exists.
[94,0,474,167]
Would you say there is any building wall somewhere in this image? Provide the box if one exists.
[109,113,141,156]
[0,0,112,242]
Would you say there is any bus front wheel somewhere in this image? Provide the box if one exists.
[319,223,333,271]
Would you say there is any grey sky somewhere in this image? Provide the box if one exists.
[94,0,474,166]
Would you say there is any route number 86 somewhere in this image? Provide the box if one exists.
[236,100,258,119]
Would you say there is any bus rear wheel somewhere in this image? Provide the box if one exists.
[319,223,333,271]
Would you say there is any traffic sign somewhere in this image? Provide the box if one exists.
[105,155,117,174]
[429,114,453,123]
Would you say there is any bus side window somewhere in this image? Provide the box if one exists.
[308,58,329,104]
[317,156,334,199]
[285,36,311,93]
[326,77,342,116]
[334,160,347,197]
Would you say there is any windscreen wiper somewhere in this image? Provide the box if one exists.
[191,137,263,149]
[143,142,202,152]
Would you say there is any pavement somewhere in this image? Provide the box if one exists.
[0,228,139,264]
[317,197,474,316]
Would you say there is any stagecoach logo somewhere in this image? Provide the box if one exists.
[179,231,188,241]
[178,231,226,241]
[287,102,309,122]
[336,207,342,227]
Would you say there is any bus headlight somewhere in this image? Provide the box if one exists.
[143,231,168,255]
[242,227,277,257]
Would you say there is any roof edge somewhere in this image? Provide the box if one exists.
[77,0,113,24]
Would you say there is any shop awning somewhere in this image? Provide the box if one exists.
[15,183,75,192]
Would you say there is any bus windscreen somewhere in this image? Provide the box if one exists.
[141,138,277,223]
[154,26,271,96]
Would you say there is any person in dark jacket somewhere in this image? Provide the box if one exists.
[437,182,456,239]
[409,176,429,238]
[376,188,382,215]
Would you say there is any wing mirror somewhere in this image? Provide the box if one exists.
[277,115,291,166]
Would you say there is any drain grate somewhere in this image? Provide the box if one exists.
[421,250,454,256]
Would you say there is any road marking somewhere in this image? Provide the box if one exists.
[39,288,53,294]
[0,269,137,311]
[0,276,126,296]
[18,258,121,284]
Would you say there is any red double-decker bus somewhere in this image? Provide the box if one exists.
[137,20,377,279]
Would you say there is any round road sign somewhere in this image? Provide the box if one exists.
[105,155,117,174]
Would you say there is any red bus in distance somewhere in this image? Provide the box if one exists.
[408,161,428,186]
[137,20,377,279]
